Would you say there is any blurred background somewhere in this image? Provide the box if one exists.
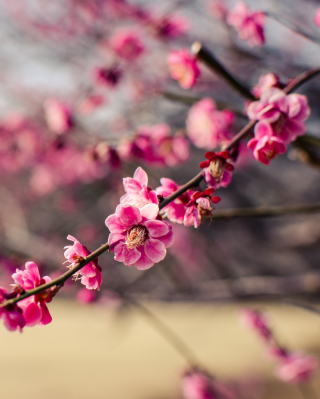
[1,0,320,398]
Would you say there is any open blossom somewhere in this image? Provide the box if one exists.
[120,166,158,209]
[184,188,220,228]
[187,98,234,150]
[0,288,26,332]
[247,88,310,144]
[275,353,319,384]
[167,49,200,89]
[252,73,283,99]
[156,178,191,224]
[227,2,265,47]
[64,235,102,290]
[106,204,174,270]
[200,151,234,189]
[109,29,145,61]
[44,98,72,134]
[12,262,53,327]
[247,121,286,164]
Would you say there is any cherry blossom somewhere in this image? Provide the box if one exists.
[109,29,145,61]
[151,13,189,39]
[200,151,234,189]
[251,73,283,99]
[275,353,319,384]
[184,189,220,228]
[105,204,174,270]
[12,262,53,327]
[167,49,200,89]
[227,2,265,47]
[92,66,122,88]
[187,98,234,150]
[0,288,26,332]
[64,235,102,290]
[120,166,158,209]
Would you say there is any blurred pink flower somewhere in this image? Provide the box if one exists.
[207,0,228,20]
[120,166,158,209]
[110,29,145,61]
[167,49,200,89]
[314,7,320,27]
[187,98,234,149]
[78,94,105,115]
[12,262,53,327]
[251,73,283,99]
[227,2,265,47]
[276,353,318,384]
[0,288,26,332]
[240,308,272,342]
[64,235,102,290]
[106,204,174,270]
[152,13,189,38]
[92,66,122,88]
[44,98,72,134]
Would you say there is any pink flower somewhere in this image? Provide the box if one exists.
[227,2,265,47]
[184,189,220,228]
[12,262,53,327]
[156,178,191,224]
[152,14,189,39]
[314,7,320,27]
[276,353,318,384]
[200,151,234,189]
[44,98,72,134]
[92,66,122,88]
[109,29,145,61]
[247,88,310,144]
[105,204,174,270]
[187,99,234,149]
[252,73,283,99]
[0,288,26,332]
[240,308,272,342]
[64,235,102,290]
[167,49,200,89]
[78,94,105,115]
[182,371,215,399]
[247,121,286,164]
[120,166,158,209]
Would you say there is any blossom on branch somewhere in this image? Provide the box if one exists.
[167,49,200,89]
[0,288,26,332]
[106,204,174,270]
[64,235,102,290]
[12,262,53,327]
[184,188,220,228]
[200,151,234,189]
[227,2,265,47]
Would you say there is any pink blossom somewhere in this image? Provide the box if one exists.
[247,88,310,144]
[152,14,189,39]
[240,308,272,342]
[227,2,265,47]
[109,29,145,61]
[252,73,283,99]
[187,99,234,149]
[156,178,191,224]
[78,94,105,115]
[167,49,200,89]
[64,235,102,290]
[247,121,286,164]
[12,262,53,327]
[44,98,72,134]
[120,166,158,209]
[182,371,215,399]
[276,353,318,384]
[77,288,97,304]
[0,288,26,332]
[105,204,174,270]
[200,151,234,189]
[314,7,320,27]
[184,189,220,229]
[92,66,122,88]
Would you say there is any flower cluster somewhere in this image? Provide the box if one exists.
[187,98,234,150]
[247,89,310,164]
[241,308,318,383]
[226,2,265,47]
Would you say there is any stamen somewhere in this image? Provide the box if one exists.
[126,225,148,249]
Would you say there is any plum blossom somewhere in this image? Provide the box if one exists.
[64,235,102,290]
[93,66,122,88]
[109,29,145,61]
[156,178,191,224]
[314,7,320,27]
[151,13,189,39]
[247,88,310,144]
[0,288,26,332]
[187,98,234,150]
[44,98,72,134]
[240,308,272,342]
[251,73,284,99]
[12,262,53,327]
[184,189,220,228]
[247,121,286,165]
[105,204,174,270]
[227,2,265,47]
[120,166,158,209]
[275,353,319,384]
[167,49,200,89]
[200,151,234,189]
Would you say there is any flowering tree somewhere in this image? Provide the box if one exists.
[1,0,320,397]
